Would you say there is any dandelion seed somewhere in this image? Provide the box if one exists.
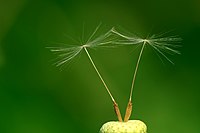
[49,25,123,121]
[111,28,181,121]
[111,28,181,63]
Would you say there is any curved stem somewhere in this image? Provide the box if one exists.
[124,41,146,122]
[84,47,123,122]
[129,42,146,101]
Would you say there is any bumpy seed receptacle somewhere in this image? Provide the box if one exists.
[99,120,147,133]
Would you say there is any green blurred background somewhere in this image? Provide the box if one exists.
[0,0,200,133]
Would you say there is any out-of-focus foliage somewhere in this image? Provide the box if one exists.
[0,0,200,133]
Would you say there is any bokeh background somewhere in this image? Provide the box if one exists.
[0,0,200,133]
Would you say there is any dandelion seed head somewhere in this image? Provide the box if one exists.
[48,24,117,67]
[111,28,181,64]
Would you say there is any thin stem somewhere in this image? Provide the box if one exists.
[129,41,146,101]
[84,47,115,102]
[124,41,146,122]
[83,47,123,122]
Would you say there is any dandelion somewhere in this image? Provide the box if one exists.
[49,25,181,133]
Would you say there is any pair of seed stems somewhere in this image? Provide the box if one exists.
[83,39,147,122]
